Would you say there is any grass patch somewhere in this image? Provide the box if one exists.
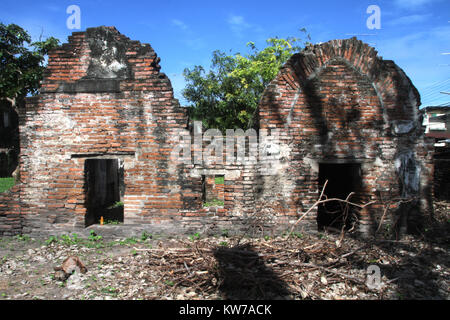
[0,177,15,193]
[214,176,224,184]
[203,198,224,207]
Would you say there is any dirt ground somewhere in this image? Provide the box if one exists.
[0,209,448,301]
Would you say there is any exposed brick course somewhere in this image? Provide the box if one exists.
[256,38,434,235]
[0,30,434,237]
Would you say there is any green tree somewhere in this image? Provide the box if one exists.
[0,23,59,110]
[182,30,310,132]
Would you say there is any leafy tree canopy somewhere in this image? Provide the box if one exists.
[182,29,311,132]
[0,23,59,108]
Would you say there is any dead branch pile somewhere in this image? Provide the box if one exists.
[136,236,394,300]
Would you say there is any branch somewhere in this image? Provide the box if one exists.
[287,180,376,236]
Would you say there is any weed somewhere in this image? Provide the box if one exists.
[88,230,102,241]
[221,229,229,237]
[15,234,31,242]
[141,231,152,241]
[45,236,58,245]
[164,280,174,287]
[219,241,228,247]
[59,234,78,246]
[318,233,327,240]
[104,219,121,225]
[203,199,224,207]
[290,232,303,239]
[107,201,124,209]
[188,233,201,242]
[101,286,118,296]
[0,177,15,193]
[118,237,138,245]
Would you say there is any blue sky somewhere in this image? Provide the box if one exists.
[1,0,449,107]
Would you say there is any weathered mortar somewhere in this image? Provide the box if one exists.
[0,30,433,237]
[14,27,201,236]
[256,38,434,236]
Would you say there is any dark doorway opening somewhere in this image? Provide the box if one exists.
[317,162,362,231]
[0,102,19,178]
[84,159,124,227]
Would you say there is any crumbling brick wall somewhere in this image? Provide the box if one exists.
[18,27,203,235]
[0,185,22,236]
[257,38,434,235]
[1,31,433,237]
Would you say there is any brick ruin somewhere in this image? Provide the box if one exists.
[0,27,434,237]
[256,39,434,235]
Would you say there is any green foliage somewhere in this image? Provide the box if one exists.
[183,30,310,132]
[214,176,224,185]
[221,229,229,237]
[289,231,304,239]
[107,201,124,210]
[101,286,118,296]
[164,280,174,287]
[88,230,102,242]
[141,231,152,241]
[188,233,201,242]
[0,177,15,193]
[45,235,58,245]
[203,198,225,207]
[15,234,31,242]
[0,23,59,101]
[103,219,121,225]
[118,237,138,245]
[219,241,228,247]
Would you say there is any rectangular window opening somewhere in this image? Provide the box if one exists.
[202,174,225,207]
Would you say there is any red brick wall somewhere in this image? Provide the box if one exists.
[18,27,203,235]
[257,38,434,235]
[0,185,22,235]
[0,33,433,237]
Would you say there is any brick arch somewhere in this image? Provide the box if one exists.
[276,38,421,124]
[257,38,432,235]
[299,56,385,152]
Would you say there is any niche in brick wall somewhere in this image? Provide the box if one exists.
[202,175,225,207]
[317,162,362,231]
[84,159,124,226]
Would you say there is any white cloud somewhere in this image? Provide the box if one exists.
[227,15,252,37]
[169,19,206,50]
[387,14,432,26]
[171,19,189,31]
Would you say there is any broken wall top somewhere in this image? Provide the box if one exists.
[260,38,422,126]
[39,26,172,94]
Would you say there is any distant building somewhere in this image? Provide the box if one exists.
[422,106,450,147]
[422,106,450,200]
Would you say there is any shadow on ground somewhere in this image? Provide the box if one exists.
[212,243,291,299]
